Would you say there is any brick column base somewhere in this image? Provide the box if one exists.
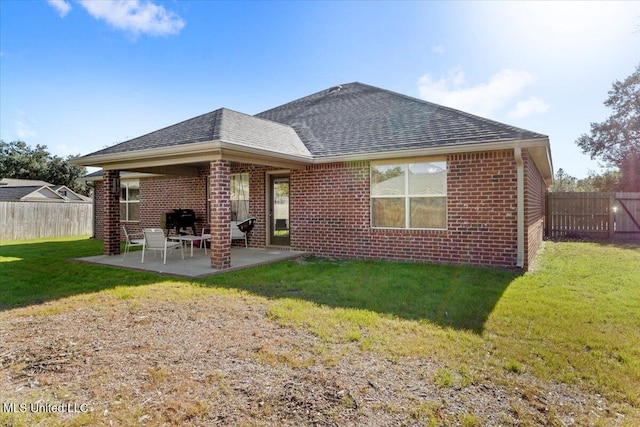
[103,170,121,255]
[209,160,231,269]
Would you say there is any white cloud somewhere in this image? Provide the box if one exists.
[417,68,547,119]
[77,0,185,36]
[46,0,72,17]
[432,45,446,55]
[509,97,550,119]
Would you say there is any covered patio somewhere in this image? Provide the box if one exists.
[76,247,308,278]
[74,108,313,272]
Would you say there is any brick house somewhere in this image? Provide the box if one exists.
[76,82,553,270]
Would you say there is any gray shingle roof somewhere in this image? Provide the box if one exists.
[217,109,310,157]
[0,185,90,202]
[0,178,52,187]
[0,186,42,201]
[81,82,547,161]
[89,109,223,156]
[256,82,548,157]
[88,108,309,158]
[0,185,69,202]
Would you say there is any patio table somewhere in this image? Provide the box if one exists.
[168,235,206,258]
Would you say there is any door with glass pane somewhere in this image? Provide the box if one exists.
[270,175,290,246]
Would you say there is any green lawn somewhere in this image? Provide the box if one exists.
[200,241,640,408]
[203,256,519,332]
[1,236,639,423]
[0,237,161,309]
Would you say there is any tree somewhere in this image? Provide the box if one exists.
[549,167,622,192]
[582,169,621,193]
[0,140,90,195]
[576,64,640,191]
[549,168,579,192]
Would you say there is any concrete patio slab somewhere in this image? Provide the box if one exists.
[76,247,308,278]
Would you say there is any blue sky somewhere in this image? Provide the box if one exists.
[1,1,638,179]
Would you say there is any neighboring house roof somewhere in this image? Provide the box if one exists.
[0,178,52,187]
[0,179,90,202]
[0,185,65,202]
[74,82,553,182]
[51,185,92,202]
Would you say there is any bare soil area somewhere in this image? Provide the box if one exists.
[0,286,623,426]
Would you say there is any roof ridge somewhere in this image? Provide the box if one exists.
[220,107,296,131]
[255,82,361,117]
[139,108,224,139]
[348,82,548,139]
[257,81,546,140]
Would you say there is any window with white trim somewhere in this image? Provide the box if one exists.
[120,180,140,222]
[206,173,250,221]
[371,161,447,229]
[231,173,250,221]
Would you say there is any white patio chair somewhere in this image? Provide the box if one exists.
[231,220,248,247]
[122,226,144,258]
[141,228,183,264]
[200,222,247,250]
[200,226,212,254]
[231,217,256,248]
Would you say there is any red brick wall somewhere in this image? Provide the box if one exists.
[447,150,519,267]
[290,150,520,268]
[140,173,208,234]
[524,151,547,269]
[209,160,231,269]
[290,162,370,257]
[102,170,121,255]
[94,181,105,240]
[94,172,209,240]
[93,148,546,269]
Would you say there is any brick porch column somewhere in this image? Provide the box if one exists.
[209,160,231,269]
[103,169,121,255]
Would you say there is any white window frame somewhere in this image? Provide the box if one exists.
[231,173,250,221]
[370,158,447,230]
[206,173,249,222]
[120,179,140,222]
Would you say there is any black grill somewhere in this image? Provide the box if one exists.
[164,209,197,235]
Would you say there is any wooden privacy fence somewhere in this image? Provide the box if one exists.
[615,192,640,234]
[546,192,640,238]
[0,201,93,241]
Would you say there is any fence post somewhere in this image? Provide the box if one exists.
[545,192,551,238]
[609,193,615,238]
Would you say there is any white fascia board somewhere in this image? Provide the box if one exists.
[73,141,221,169]
[73,137,552,181]
[82,172,162,182]
[74,140,314,170]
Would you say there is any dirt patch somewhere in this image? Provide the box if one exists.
[0,288,627,426]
